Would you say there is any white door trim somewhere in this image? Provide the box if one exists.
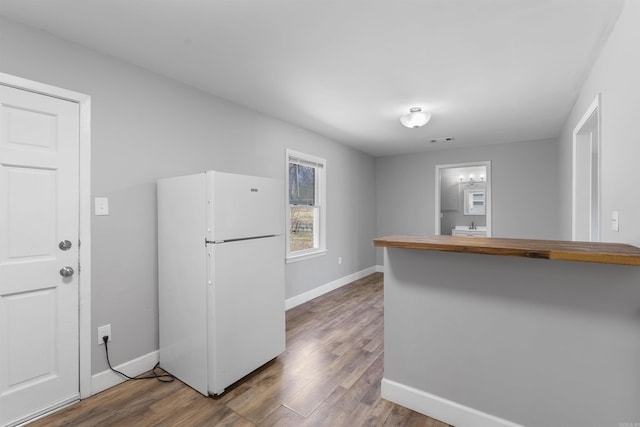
[572,94,601,241]
[0,72,92,398]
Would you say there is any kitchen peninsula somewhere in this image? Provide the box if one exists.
[374,235,640,427]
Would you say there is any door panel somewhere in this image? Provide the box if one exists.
[0,85,80,426]
[3,100,58,150]
[3,166,56,260]
[3,289,56,388]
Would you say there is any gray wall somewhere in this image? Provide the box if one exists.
[375,139,560,264]
[384,248,640,426]
[0,16,376,374]
[557,0,640,246]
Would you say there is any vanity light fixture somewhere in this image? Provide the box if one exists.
[400,107,431,128]
[459,174,486,186]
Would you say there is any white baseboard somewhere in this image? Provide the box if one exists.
[91,350,159,395]
[381,378,523,427]
[285,266,378,310]
[375,264,384,273]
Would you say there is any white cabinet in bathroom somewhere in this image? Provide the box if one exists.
[452,227,487,237]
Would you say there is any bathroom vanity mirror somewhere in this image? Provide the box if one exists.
[464,189,485,215]
[435,161,491,236]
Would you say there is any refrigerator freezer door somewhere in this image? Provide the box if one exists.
[207,235,286,395]
[207,171,284,242]
[158,173,209,395]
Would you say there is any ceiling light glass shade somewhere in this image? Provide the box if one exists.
[400,107,431,128]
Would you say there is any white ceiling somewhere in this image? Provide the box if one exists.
[0,0,624,157]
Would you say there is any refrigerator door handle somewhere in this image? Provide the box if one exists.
[207,251,212,286]
[206,234,278,245]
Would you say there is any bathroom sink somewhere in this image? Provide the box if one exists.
[454,225,487,231]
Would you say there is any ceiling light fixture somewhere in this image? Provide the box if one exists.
[400,107,431,128]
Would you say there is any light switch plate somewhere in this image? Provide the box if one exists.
[611,210,619,232]
[95,197,109,216]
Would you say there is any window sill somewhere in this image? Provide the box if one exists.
[286,249,327,264]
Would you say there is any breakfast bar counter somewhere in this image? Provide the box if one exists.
[374,235,640,266]
[374,235,640,427]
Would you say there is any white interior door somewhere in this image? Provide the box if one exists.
[0,85,80,426]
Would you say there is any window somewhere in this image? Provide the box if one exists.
[286,149,326,262]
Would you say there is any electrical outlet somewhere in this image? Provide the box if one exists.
[98,324,112,345]
[338,256,342,264]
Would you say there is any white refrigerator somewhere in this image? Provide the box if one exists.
[157,171,285,396]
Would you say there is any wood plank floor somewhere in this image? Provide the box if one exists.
[30,273,449,426]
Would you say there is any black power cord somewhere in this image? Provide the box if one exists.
[102,335,174,382]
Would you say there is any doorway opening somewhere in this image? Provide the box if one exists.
[435,161,492,236]
[572,94,600,242]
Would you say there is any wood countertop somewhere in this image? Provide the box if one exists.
[373,235,640,266]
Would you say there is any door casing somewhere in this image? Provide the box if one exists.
[0,72,92,399]
[435,161,492,236]
[572,94,600,242]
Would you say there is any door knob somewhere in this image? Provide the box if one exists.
[59,240,72,250]
[60,266,75,277]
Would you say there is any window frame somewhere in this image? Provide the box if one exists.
[285,149,327,263]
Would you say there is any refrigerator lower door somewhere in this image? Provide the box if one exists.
[207,235,285,395]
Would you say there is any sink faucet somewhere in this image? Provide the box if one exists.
[470,221,475,230]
